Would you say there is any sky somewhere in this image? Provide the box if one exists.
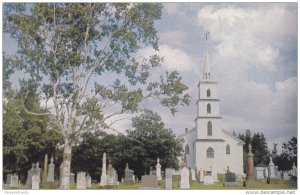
[136,2,298,150]
[2,2,298,151]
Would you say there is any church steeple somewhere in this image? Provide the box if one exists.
[202,30,212,80]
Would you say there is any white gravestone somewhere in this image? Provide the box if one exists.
[268,157,276,179]
[254,167,265,179]
[165,168,173,190]
[32,175,39,189]
[203,175,214,185]
[155,158,162,181]
[47,156,55,182]
[76,172,86,189]
[100,153,107,186]
[180,167,190,189]
[191,169,196,181]
[11,174,18,188]
[199,169,204,182]
[86,175,91,188]
[292,163,297,177]
[283,172,290,180]
[211,163,218,182]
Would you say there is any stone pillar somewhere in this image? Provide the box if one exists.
[42,154,48,183]
[268,157,276,179]
[47,156,55,182]
[247,144,254,180]
[165,168,172,190]
[100,153,107,186]
[155,158,162,181]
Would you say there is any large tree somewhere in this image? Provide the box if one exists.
[3,3,190,188]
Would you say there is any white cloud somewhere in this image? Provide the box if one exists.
[197,4,297,72]
[137,45,197,72]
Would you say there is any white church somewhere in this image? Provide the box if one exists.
[180,35,244,176]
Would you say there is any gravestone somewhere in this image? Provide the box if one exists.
[155,158,162,181]
[34,162,41,183]
[5,174,12,186]
[11,174,18,188]
[42,154,48,183]
[283,172,290,180]
[268,157,276,179]
[47,156,55,182]
[107,160,118,185]
[149,166,156,176]
[26,163,34,185]
[139,175,160,189]
[69,173,75,183]
[203,175,214,185]
[86,175,92,188]
[246,144,254,180]
[292,163,297,177]
[199,169,204,182]
[76,172,86,189]
[211,163,218,182]
[165,168,173,190]
[180,167,190,189]
[32,174,39,190]
[254,167,265,179]
[224,168,237,186]
[191,169,196,181]
[100,153,107,186]
[124,163,134,183]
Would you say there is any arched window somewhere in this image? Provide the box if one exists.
[207,89,211,97]
[185,144,189,154]
[207,147,214,158]
[226,144,230,154]
[207,104,211,114]
[207,121,212,136]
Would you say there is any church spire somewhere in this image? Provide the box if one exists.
[203,30,212,80]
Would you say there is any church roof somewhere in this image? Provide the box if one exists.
[222,129,245,145]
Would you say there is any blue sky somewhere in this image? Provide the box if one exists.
[3,2,298,150]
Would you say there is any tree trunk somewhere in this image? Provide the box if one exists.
[60,142,72,189]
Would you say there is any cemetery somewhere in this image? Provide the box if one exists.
[3,147,297,190]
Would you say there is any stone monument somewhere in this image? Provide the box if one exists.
[47,156,55,182]
[155,158,162,181]
[247,144,254,180]
[32,174,39,189]
[165,168,173,190]
[86,175,92,188]
[107,160,118,185]
[140,175,160,189]
[191,169,196,181]
[26,163,34,186]
[42,154,48,183]
[180,167,190,189]
[11,174,18,188]
[76,171,86,189]
[268,157,276,179]
[124,163,134,183]
[100,153,107,186]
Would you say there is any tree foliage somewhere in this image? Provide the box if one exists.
[273,137,297,171]
[3,85,63,183]
[72,110,182,180]
[238,129,270,167]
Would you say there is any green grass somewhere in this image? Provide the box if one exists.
[3,179,297,190]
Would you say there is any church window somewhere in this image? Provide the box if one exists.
[207,147,214,158]
[207,89,211,97]
[207,121,212,136]
[185,144,189,154]
[207,104,211,114]
[226,144,230,154]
